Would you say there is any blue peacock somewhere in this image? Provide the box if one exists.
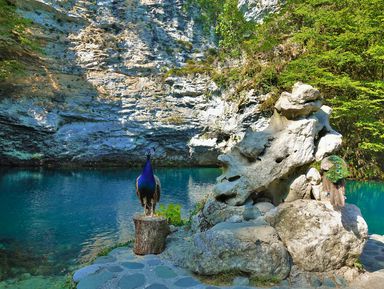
[136,148,161,216]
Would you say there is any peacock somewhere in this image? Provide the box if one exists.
[136,148,161,216]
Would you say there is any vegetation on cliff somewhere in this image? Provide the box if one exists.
[0,0,39,81]
[184,0,384,179]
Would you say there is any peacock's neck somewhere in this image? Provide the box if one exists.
[142,158,155,179]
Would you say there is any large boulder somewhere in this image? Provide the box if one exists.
[214,114,319,205]
[266,200,368,272]
[284,174,312,202]
[275,82,322,119]
[163,220,291,279]
[213,83,343,207]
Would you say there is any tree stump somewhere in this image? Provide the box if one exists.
[133,214,170,255]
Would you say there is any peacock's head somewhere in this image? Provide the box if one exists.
[145,147,156,159]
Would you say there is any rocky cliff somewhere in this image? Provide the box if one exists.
[0,0,264,166]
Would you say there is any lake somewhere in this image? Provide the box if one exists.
[0,168,382,288]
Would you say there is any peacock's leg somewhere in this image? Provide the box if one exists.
[143,198,147,215]
[150,201,154,217]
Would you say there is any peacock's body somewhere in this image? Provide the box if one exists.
[136,150,161,216]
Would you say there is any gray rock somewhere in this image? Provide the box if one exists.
[315,132,342,161]
[275,83,322,119]
[254,202,275,214]
[306,168,321,185]
[212,82,343,207]
[266,200,368,271]
[164,221,291,279]
[191,200,247,232]
[284,175,311,202]
[214,113,318,206]
[233,276,250,286]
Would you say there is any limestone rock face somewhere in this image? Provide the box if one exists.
[0,0,279,166]
[265,200,368,272]
[238,0,280,22]
[164,221,291,279]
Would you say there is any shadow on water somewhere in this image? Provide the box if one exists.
[0,167,220,283]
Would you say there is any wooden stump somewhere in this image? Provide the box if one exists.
[133,214,170,255]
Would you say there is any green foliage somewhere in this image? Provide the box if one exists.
[157,203,186,226]
[185,0,384,179]
[324,155,350,183]
[0,0,40,80]
[184,198,207,228]
[64,273,76,289]
[354,258,364,271]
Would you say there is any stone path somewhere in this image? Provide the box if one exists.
[73,235,384,289]
[73,247,341,289]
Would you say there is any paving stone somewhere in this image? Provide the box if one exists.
[155,266,178,279]
[121,261,145,269]
[73,264,101,282]
[174,277,200,287]
[145,284,169,289]
[107,265,124,272]
[77,270,114,289]
[147,259,162,266]
[94,256,116,264]
[118,273,146,289]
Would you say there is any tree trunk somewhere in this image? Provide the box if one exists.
[133,214,170,255]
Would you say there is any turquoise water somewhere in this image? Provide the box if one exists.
[346,180,384,235]
[0,168,220,287]
[0,168,382,288]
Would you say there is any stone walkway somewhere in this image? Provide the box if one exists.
[73,247,340,289]
[73,235,384,289]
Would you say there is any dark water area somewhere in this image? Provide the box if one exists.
[0,168,382,288]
